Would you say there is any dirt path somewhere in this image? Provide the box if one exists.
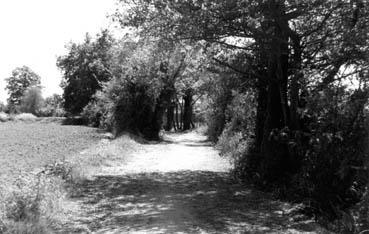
[62,132,327,234]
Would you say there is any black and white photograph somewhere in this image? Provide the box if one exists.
[0,0,369,233]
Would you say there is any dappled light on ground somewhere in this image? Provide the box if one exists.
[61,132,327,233]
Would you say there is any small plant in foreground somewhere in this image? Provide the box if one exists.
[0,172,71,234]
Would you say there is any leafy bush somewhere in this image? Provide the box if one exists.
[113,82,158,138]
[216,91,256,176]
[39,106,65,118]
[81,91,113,130]
[2,220,51,234]
[239,87,368,227]
[5,190,41,222]
[0,173,67,234]
[205,72,243,142]
[295,89,368,218]
[80,40,178,140]
[39,94,65,117]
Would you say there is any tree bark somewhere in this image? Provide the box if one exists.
[147,86,173,140]
[164,102,175,131]
[254,0,294,182]
[183,89,193,131]
[175,101,179,131]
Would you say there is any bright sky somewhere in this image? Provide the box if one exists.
[0,0,118,103]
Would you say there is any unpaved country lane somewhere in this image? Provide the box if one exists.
[100,132,231,175]
[62,131,328,234]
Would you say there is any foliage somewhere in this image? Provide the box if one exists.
[99,40,164,139]
[5,66,41,112]
[5,187,42,222]
[0,173,66,234]
[114,0,369,224]
[81,91,113,130]
[205,70,244,142]
[57,30,114,115]
[297,88,368,216]
[217,91,256,168]
[20,87,44,116]
[39,94,65,117]
[82,38,205,139]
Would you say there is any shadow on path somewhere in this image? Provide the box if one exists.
[67,171,319,233]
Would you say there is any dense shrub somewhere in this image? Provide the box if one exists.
[81,72,161,139]
[205,74,241,142]
[114,83,157,137]
[39,94,65,117]
[206,72,368,228]
[5,190,41,222]
[217,92,256,167]
[81,91,113,130]
[81,40,186,140]
[38,107,65,117]
[0,174,67,234]
[294,89,368,217]
[234,86,368,229]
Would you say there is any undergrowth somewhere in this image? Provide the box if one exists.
[0,171,70,234]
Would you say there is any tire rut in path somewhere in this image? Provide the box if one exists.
[62,132,327,234]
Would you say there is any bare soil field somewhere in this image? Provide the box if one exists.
[0,122,102,182]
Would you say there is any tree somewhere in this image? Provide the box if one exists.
[57,30,114,114]
[116,0,369,220]
[20,87,44,115]
[5,66,41,112]
[40,94,64,117]
[110,39,191,139]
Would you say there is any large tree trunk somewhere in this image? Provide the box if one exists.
[253,0,296,183]
[289,35,302,130]
[146,87,173,140]
[175,101,179,131]
[182,89,193,131]
[164,102,175,131]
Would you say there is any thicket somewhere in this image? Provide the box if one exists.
[78,38,206,139]
[39,94,65,117]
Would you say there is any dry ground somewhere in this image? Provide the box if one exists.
[59,132,329,234]
[0,122,329,233]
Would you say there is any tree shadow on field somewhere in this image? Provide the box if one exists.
[65,171,322,233]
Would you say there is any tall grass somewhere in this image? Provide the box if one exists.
[0,113,38,123]
[0,170,73,234]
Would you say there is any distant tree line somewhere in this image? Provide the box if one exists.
[3,65,64,117]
